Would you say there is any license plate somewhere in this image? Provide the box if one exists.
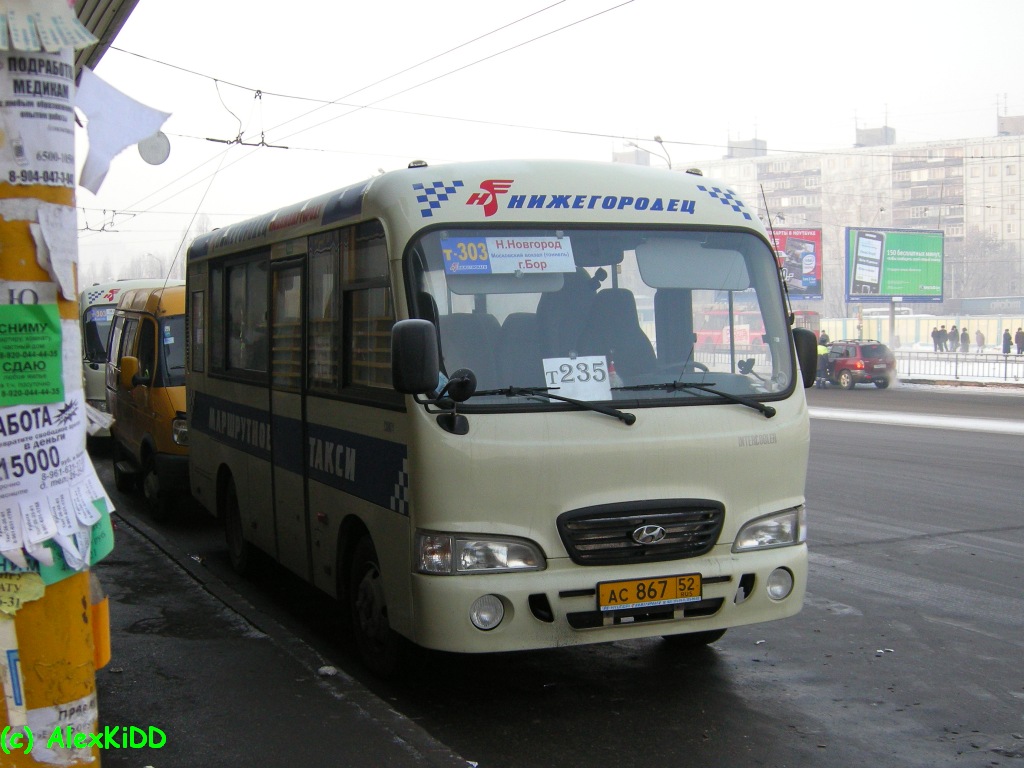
[873,364,887,369]
[597,574,702,612]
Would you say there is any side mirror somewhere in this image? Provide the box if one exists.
[792,328,818,389]
[119,356,141,389]
[392,319,440,394]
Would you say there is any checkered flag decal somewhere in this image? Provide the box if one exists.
[390,458,411,516]
[86,288,108,303]
[413,180,464,218]
[697,185,753,220]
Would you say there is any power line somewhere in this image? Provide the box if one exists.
[90,1,631,228]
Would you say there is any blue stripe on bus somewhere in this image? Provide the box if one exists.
[191,391,409,514]
[305,420,407,513]
[192,391,272,460]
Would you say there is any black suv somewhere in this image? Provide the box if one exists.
[824,339,897,389]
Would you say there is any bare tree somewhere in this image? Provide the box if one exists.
[944,230,1022,304]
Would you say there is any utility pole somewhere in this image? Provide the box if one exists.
[0,8,113,766]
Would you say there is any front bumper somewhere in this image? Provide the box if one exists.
[407,544,807,653]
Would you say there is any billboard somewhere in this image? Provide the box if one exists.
[845,227,943,302]
[770,228,822,300]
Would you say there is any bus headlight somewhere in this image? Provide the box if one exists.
[732,507,806,552]
[416,532,545,574]
[172,417,189,446]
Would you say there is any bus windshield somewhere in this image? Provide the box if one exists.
[407,226,794,406]
[83,305,115,363]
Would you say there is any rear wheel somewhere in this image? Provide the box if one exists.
[874,377,890,389]
[349,535,406,679]
[224,479,254,575]
[838,370,855,389]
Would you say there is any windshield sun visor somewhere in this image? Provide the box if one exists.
[635,236,751,291]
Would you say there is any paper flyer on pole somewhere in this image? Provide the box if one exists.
[0,301,115,583]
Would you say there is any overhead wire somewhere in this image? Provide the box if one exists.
[83,0,1020,245]
[93,0,589,221]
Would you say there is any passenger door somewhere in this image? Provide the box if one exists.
[269,262,310,580]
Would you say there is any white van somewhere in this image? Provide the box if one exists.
[186,159,818,677]
[80,279,182,438]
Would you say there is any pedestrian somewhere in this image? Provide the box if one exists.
[931,326,940,352]
[960,327,970,353]
[939,325,948,352]
[948,324,959,353]
[1002,329,1012,355]
[1016,327,1024,355]
[975,329,985,352]
[815,338,829,386]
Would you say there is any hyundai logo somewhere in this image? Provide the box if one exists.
[632,525,667,545]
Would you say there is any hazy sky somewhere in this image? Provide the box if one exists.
[75,0,1024,277]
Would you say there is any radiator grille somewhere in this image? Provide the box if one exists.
[557,500,724,566]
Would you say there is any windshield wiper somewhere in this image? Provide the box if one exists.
[472,386,636,426]
[617,381,776,418]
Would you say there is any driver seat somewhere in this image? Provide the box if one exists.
[576,289,656,379]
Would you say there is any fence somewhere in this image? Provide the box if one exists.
[897,351,1024,383]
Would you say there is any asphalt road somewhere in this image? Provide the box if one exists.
[91,382,1024,768]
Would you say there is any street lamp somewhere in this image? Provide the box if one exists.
[627,138,672,169]
[134,252,164,279]
[653,135,672,170]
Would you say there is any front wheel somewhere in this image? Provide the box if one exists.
[142,455,173,522]
[838,370,855,389]
[349,535,406,679]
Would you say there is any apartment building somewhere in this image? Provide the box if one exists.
[630,125,1024,317]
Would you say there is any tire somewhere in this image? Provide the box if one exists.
[838,370,855,389]
[224,479,255,576]
[141,454,173,522]
[349,535,406,679]
[111,440,136,493]
[874,377,890,389]
[662,628,727,648]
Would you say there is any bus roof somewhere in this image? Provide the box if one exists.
[187,159,769,261]
[115,283,186,317]
[80,279,183,312]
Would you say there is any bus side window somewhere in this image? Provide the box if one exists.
[136,319,156,382]
[190,290,205,373]
[210,267,224,370]
[120,319,139,367]
[347,286,395,389]
[308,230,341,392]
[227,258,269,373]
[344,221,396,391]
[107,315,125,364]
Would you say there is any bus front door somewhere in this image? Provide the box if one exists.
[269,263,311,580]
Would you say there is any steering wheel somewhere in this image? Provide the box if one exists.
[682,361,710,374]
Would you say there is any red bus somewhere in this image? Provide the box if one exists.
[696,308,820,347]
